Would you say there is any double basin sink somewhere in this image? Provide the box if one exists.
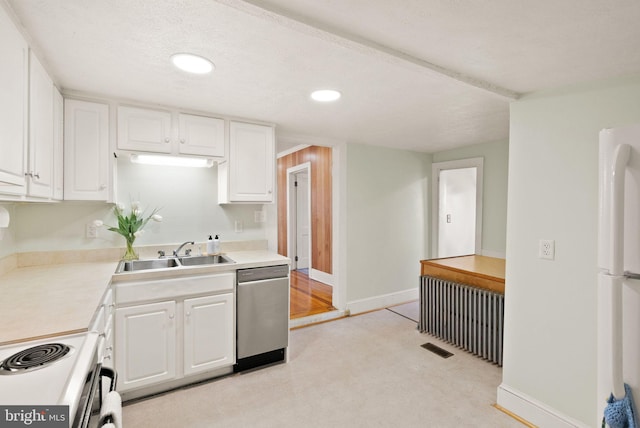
[116,254,235,273]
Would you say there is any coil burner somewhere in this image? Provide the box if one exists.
[0,343,72,375]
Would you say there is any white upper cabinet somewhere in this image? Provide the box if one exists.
[117,106,172,153]
[118,106,225,158]
[27,51,55,199]
[0,7,28,189]
[177,113,224,157]
[52,87,63,200]
[218,121,275,203]
[64,99,111,201]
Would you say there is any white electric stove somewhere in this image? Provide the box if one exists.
[0,332,99,427]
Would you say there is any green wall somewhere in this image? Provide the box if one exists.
[502,74,640,426]
[345,143,431,303]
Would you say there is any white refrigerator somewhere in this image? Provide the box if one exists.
[598,124,640,425]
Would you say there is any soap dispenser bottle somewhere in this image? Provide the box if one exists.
[212,235,220,254]
[206,235,215,255]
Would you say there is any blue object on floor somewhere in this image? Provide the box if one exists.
[604,383,638,428]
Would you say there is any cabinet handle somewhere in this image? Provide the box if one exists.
[168,313,174,319]
[186,311,191,317]
[99,184,107,190]
[104,355,111,360]
[180,139,186,144]
[24,172,31,177]
[164,137,171,143]
[33,172,40,179]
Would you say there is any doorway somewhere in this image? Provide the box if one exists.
[431,158,484,259]
[277,144,337,320]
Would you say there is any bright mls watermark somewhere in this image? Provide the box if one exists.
[0,406,68,427]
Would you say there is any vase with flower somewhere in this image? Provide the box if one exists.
[94,201,162,261]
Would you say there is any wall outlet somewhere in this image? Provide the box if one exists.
[235,220,243,233]
[86,223,98,239]
[254,210,266,223]
[539,239,555,260]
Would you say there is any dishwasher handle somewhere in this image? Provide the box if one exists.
[237,265,289,283]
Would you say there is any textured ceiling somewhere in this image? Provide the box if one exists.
[5,0,640,153]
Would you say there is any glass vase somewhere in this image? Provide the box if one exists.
[122,239,139,261]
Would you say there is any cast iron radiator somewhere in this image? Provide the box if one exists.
[419,275,504,366]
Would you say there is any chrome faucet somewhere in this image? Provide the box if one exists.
[173,241,195,257]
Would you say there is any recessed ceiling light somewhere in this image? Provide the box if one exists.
[311,89,341,102]
[170,53,214,74]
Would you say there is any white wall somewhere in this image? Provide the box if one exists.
[345,143,430,309]
[11,159,269,253]
[432,139,509,258]
[501,75,640,426]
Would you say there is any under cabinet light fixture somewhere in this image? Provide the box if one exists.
[170,53,214,74]
[130,154,214,168]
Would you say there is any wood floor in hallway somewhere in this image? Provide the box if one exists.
[290,269,334,319]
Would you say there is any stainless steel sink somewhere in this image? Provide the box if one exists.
[115,254,235,273]
[178,254,235,266]
[117,257,181,272]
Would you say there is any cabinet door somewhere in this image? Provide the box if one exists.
[27,51,54,198]
[228,121,274,202]
[52,87,63,200]
[0,7,28,189]
[183,293,234,376]
[115,301,176,391]
[117,106,171,153]
[178,113,225,157]
[64,99,110,200]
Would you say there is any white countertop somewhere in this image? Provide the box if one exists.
[0,250,289,346]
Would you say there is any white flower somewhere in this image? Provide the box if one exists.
[134,230,145,238]
[133,209,142,216]
[151,214,163,222]
[116,202,125,211]
[131,201,141,210]
[92,220,104,227]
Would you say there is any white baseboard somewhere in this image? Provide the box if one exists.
[346,288,418,315]
[481,249,506,259]
[497,384,588,428]
[310,268,334,286]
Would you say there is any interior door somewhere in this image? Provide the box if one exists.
[431,157,483,259]
[295,172,310,270]
[438,167,477,258]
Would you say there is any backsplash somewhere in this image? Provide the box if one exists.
[0,239,269,276]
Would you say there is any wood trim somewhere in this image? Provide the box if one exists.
[492,404,537,428]
[420,255,505,294]
[277,146,332,274]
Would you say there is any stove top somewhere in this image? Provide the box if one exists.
[0,343,73,375]
[0,332,98,421]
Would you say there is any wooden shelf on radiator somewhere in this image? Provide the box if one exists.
[420,255,505,294]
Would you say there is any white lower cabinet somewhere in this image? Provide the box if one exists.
[113,272,235,395]
[183,293,234,375]
[115,301,177,391]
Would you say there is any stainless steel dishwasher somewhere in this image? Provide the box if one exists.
[235,264,289,372]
